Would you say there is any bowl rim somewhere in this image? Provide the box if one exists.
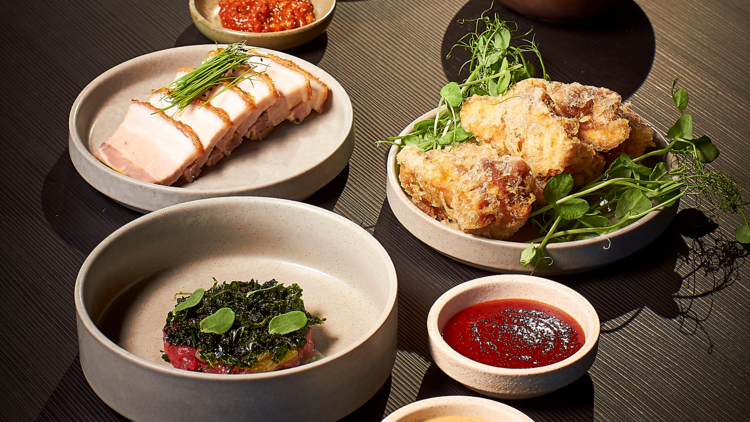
[427,274,600,376]
[75,196,398,380]
[383,395,533,421]
[189,0,337,39]
[68,44,353,203]
[386,107,674,252]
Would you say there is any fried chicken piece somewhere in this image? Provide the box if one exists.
[601,108,655,164]
[461,78,634,189]
[546,81,631,151]
[397,144,539,240]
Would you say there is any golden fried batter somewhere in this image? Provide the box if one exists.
[397,143,539,240]
[602,107,656,164]
[460,78,635,188]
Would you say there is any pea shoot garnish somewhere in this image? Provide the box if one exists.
[521,78,750,271]
[378,6,546,152]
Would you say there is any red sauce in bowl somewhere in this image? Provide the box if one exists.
[442,299,584,369]
[218,0,316,33]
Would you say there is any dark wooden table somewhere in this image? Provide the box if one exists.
[1,0,749,420]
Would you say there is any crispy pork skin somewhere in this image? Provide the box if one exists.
[93,100,202,185]
[397,144,538,240]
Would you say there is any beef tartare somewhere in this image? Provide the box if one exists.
[162,279,324,374]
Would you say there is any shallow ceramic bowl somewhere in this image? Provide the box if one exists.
[69,45,354,213]
[386,108,677,275]
[383,396,533,422]
[75,197,397,422]
[428,274,599,399]
[190,0,336,49]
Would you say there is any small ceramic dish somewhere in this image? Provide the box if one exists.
[386,108,677,275]
[75,197,398,421]
[383,396,533,422]
[190,0,336,50]
[427,274,600,399]
[69,44,354,213]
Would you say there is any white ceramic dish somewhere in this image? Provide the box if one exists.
[386,108,677,275]
[383,396,533,422]
[75,197,397,422]
[428,274,600,399]
[190,0,336,50]
[69,45,354,213]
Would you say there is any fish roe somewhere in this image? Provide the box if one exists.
[442,299,584,369]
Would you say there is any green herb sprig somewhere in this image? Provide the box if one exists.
[377,5,547,152]
[153,42,262,114]
[520,78,750,271]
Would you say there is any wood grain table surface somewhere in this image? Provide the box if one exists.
[0,0,748,420]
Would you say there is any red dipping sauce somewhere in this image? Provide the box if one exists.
[442,299,584,369]
[218,0,316,33]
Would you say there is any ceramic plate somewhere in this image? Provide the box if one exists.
[76,197,397,421]
[383,396,533,422]
[69,45,354,212]
[386,109,677,275]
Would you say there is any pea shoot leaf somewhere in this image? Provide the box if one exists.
[200,307,235,334]
[440,82,463,107]
[485,51,502,66]
[673,88,689,112]
[173,288,204,313]
[543,173,574,204]
[557,198,590,220]
[736,224,750,244]
[496,27,511,49]
[488,79,499,96]
[401,134,421,146]
[581,215,613,228]
[667,113,693,139]
[615,189,652,220]
[649,162,669,181]
[497,71,511,94]
[413,119,434,132]
[693,135,720,163]
[520,243,539,266]
[268,311,308,335]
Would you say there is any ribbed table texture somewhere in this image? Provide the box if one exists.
[0,0,748,420]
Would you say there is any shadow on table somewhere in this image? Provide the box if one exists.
[441,0,655,100]
[41,150,350,256]
[174,24,329,65]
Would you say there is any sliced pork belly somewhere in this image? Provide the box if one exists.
[246,51,312,140]
[93,100,202,185]
[259,54,328,123]
[150,89,233,181]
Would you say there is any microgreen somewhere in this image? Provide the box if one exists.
[173,288,204,313]
[377,5,547,152]
[520,79,750,272]
[268,311,308,335]
[200,307,235,334]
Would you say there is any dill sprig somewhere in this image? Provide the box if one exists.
[153,42,260,113]
[377,4,547,152]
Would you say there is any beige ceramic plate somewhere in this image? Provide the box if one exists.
[386,109,677,275]
[190,0,336,50]
[383,396,533,422]
[75,197,398,421]
[69,44,353,212]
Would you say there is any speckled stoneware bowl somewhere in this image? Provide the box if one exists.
[427,274,599,399]
[75,197,397,422]
[69,45,354,213]
[386,108,677,275]
[190,0,336,49]
[383,396,533,422]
